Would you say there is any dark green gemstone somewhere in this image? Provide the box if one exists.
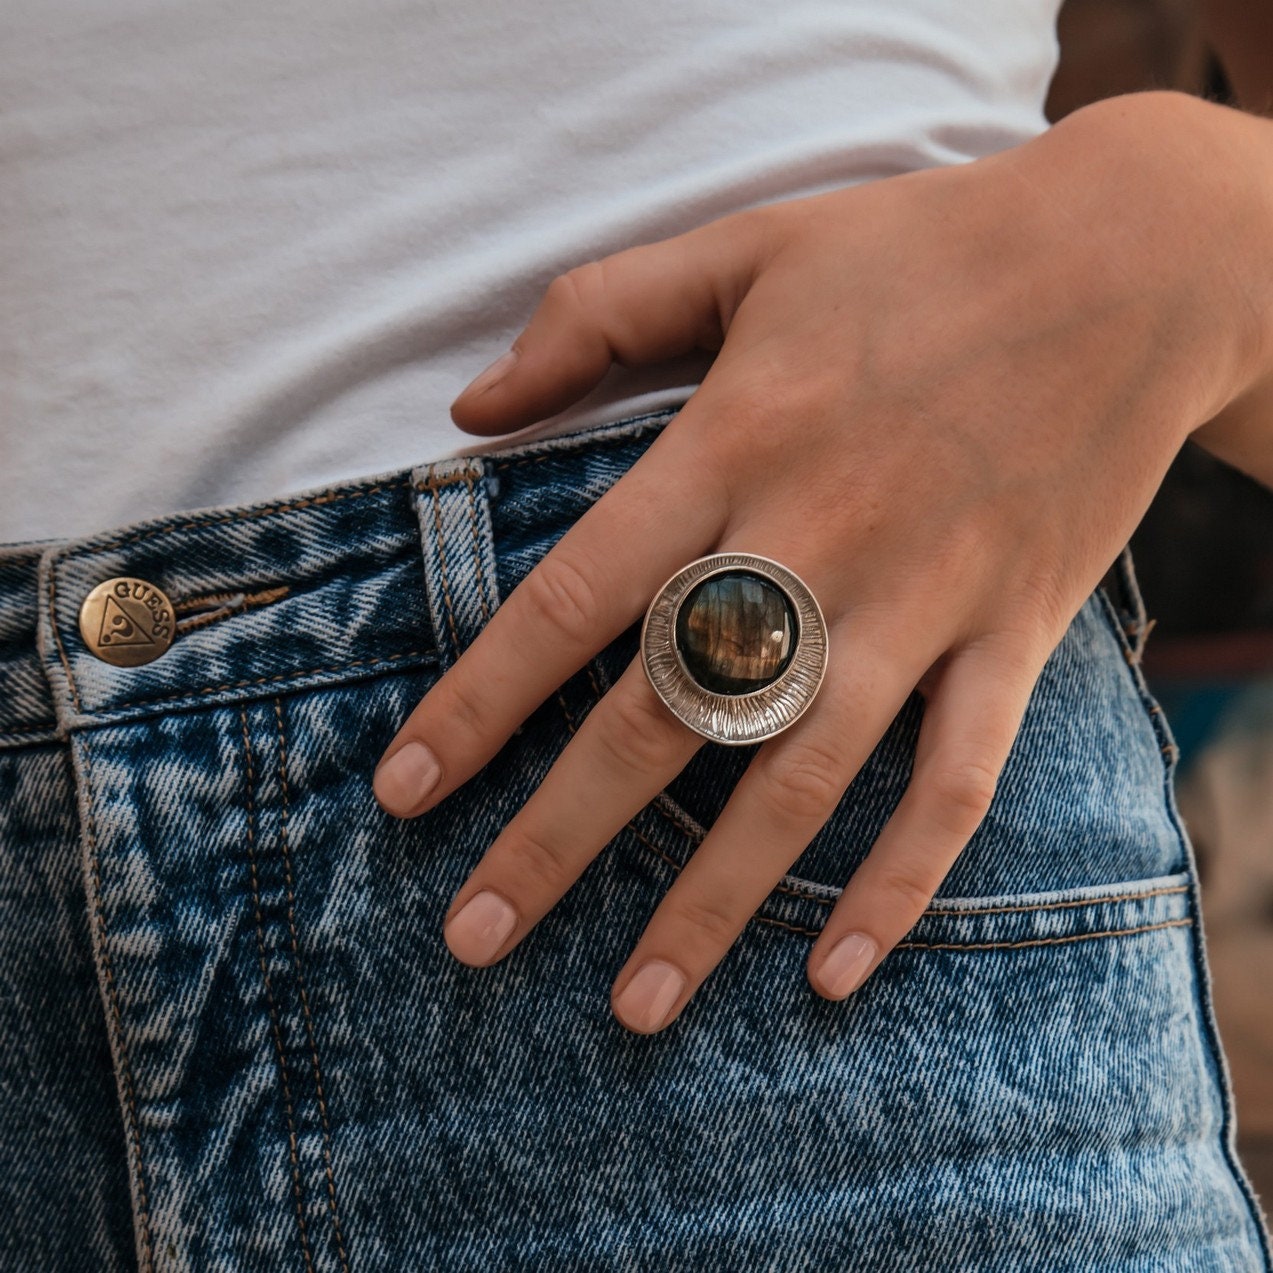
[674,570,797,695]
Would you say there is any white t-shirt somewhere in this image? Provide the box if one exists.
[2,0,1061,541]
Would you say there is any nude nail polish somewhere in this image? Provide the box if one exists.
[818,933,877,999]
[445,890,518,965]
[373,741,441,816]
[615,960,686,1033]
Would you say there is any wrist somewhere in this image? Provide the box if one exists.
[1052,91,1273,423]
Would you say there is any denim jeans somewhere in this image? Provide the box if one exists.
[2,407,1270,1271]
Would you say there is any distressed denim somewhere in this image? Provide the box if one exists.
[2,407,1270,1271]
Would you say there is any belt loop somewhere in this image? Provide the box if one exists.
[411,457,501,671]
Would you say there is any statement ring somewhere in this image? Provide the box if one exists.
[640,552,829,746]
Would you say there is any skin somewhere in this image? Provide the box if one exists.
[373,88,1273,1034]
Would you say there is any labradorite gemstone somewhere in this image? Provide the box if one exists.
[674,570,797,695]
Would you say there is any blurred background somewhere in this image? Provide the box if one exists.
[1047,0,1273,1208]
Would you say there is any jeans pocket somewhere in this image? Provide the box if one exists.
[587,577,1191,932]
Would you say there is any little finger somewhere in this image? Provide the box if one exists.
[806,634,1048,999]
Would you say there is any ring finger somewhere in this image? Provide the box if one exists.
[609,615,939,1032]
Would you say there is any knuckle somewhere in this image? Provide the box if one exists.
[521,552,599,649]
[546,261,605,314]
[760,738,846,824]
[664,893,744,950]
[996,553,1072,643]
[503,823,576,893]
[434,674,491,743]
[926,757,999,833]
[871,864,937,921]
[1019,573,1071,643]
[726,202,782,257]
[591,685,688,775]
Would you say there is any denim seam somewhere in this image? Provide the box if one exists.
[555,681,851,942]
[1,718,60,736]
[173,586,291,637]
[66,649,434,720]
[896,917,1194,950]
[925,884,1189,918]
[619,809,1193,935]
[581,658,1191,925]
[754,913,1194,947]
[46,562,84,715]
[1095,579,1273,1262]
[464,472,494,626]
[77,743,157,1273]
[176,587,286,612]
[240,707,317,1273]
[423,478,464,658]
[608,815,1193,949]
[1112,545,1152,664]
[1093,588,1178,765]
[64,478,414,555]
[578,659,836,906]
[631,785,1190,918]
[490,421,667,472]
[0,729,61,754]
[274,699,351,1273]
[409,473,483,495]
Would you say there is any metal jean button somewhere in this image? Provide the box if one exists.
[78,577,175,667]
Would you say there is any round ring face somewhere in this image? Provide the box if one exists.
[641,553,829,745]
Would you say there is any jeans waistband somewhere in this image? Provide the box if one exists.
[0,408,679,748]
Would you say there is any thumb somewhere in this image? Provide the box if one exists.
[450,212,767,435]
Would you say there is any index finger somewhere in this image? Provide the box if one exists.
[372,425,726,818]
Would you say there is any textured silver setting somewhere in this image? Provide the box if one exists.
[641,552,829,745]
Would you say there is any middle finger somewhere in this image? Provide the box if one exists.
[441,655,705,965]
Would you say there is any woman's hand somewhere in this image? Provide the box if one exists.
[373,90,1273,1033]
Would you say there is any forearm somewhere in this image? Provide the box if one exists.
[1066,90,1273,489]
[1179,5,1273,486]
[1173,95,1273,488]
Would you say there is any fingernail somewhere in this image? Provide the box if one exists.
[615,960,686,1033]
[817,933,878,999]
[445,890,519,965]
[373,741,442,816]
[458,348,519,399]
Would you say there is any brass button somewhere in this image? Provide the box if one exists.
[78,577,175,667]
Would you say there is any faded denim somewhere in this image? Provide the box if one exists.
[1,407,1270,1271]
